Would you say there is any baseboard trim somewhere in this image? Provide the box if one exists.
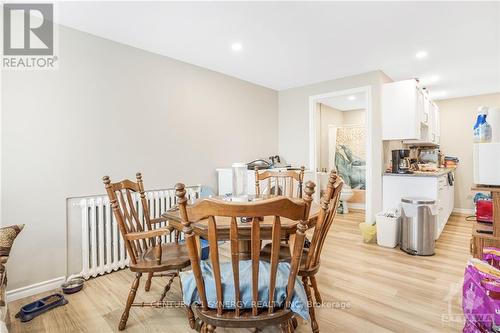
[6,276,66,303]
[452,208,474,216]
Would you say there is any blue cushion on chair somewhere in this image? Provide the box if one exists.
[180,259,310,320]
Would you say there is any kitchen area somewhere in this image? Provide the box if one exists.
[214,78,498,260]
[215,78,460,255]
[380,79,458,254]
[383,149,455,240]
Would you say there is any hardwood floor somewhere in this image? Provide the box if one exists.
[8,211,470,332]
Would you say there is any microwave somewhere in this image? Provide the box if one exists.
[474,143,500,186]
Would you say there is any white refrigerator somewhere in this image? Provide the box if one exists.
[473,143,500,186]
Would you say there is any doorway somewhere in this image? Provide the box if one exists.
[308,86,372,221]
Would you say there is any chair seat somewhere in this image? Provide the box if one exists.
[180,260,310,321]
[130,242,191,273]
[260,243,315,274]
[194,305,293,329]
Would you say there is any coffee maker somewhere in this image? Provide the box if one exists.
[391,149,412,174]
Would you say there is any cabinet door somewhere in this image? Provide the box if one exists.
[448,180,454,216]
[434,105,441,144]
[382,80,419,140]
[416,88,425,139]
[428,100,436,144]
[405,98,439,145]
[435,175,454,239]
[421,92,430,126]
[436,177,447,239]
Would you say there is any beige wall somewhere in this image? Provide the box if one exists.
[343,109,366,125]
[437,92,500,211]
[1,25,278,290]
[278,71,392,222]
[319,104,343,170]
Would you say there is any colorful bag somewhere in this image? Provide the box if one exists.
[462,255,500,332]
[483,247,500,269]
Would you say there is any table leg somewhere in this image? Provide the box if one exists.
[195,235,202,257]
[288,234,296,258]
[238,240,262,259]
[239,240,252,260]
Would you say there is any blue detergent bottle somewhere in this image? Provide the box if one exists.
[479,111,492,143]
[474,107,489,143]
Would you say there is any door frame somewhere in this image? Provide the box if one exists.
[308,86,372,221]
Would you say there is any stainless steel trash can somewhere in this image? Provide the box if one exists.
[400,197,437,256]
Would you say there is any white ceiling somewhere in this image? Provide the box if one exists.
[55,2,500,99]
[319,92,366,111]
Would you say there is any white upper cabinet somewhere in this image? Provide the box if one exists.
[382,79,440,145]
[434,104,441,144]
[382,80,421,140]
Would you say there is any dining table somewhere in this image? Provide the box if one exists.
[162,195,320,259]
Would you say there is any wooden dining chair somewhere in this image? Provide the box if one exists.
[255,166,305,198]
[176,181,316,333]
[300,171,343,333]
[103,173,194,330]
[261,170,343,333]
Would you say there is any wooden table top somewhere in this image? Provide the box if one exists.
[162,197,319,240]
[472,184,500,192]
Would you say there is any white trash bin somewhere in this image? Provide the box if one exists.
[376,211,400,248]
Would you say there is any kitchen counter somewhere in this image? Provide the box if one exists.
[383,168,455,240]
[383,168,455,178]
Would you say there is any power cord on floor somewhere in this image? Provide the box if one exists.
[465,215,477,222]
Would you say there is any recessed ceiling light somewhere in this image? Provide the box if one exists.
[231,43,242,52]
[415,51,428,59]
[348,95,356,101]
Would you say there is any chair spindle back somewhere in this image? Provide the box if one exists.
[304,171,343,270]
[176,181,316,316]
[103,173,155,265]
[254,166,305,198]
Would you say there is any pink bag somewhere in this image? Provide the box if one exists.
[483,247,500,269]
[462,257,500,332]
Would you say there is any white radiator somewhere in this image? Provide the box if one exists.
[70,186,201,280]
